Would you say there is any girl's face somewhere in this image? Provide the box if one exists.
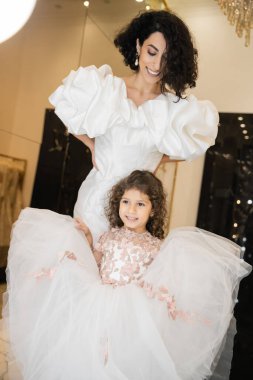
[137,32,167,85]
[119,188,152,234]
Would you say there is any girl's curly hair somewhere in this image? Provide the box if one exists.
[114,10,198,99]
[105,170,167,240]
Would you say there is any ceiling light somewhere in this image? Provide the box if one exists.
[0,0,37,44]
[83,1,89,7]
[242,130,248,134]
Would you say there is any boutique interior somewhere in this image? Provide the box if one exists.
[0,0,252,379]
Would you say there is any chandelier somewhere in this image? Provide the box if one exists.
[215,1,253,46]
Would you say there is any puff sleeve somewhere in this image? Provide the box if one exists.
[48,64,127,137]
[147,94,219,161]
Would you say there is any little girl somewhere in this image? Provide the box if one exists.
[75,170,166,279]
[4,171,251,380]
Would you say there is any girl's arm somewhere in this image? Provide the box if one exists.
[92,250,103,267]
[75,217,93,247]
[73,134,98,170]
[74,218,102,266]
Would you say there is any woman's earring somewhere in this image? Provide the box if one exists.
[135,54,139,67]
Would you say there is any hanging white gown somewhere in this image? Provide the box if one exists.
[3,65,251,380]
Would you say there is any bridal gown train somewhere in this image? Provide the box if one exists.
[3,65,251,380]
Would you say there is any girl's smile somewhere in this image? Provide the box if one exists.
[119,188,152,234]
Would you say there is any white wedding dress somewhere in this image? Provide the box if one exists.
[49,64,218,243]
[3,65,251,380]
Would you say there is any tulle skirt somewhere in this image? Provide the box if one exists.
[3,208,251,380]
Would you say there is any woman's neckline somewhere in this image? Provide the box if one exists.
[117,76,165,109]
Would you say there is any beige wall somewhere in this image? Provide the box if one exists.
[0,1,252,229]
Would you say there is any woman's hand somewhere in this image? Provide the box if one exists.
[154,154,185,174]
[73,134,98,170]
[90,145,98,170]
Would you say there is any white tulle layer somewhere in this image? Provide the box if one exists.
[3,208,251,380]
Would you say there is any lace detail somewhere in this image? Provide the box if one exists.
[96,228,161,286]
[30,251,84,280]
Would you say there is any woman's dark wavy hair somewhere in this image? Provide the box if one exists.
[105,170,167,240]
[114,10,198,98]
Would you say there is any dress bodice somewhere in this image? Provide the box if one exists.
[49,64,219,179]
[95,228,161,286]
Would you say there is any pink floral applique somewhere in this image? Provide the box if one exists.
[30,250,83,281]
[32,267,57,280]
[59,250,77,262]
[99,228,161,286]
[138,280,211,325]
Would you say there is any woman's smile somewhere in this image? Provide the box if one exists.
[146,67,160,77]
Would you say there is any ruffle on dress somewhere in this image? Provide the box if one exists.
[48,65,129,137]
[49,65,218,161]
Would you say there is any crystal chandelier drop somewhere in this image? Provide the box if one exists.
[215,0,253,46]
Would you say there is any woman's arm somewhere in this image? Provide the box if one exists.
[160,154,185,164]
[73,134,94,150]
[154,154,185,174]
[73,134,98,169]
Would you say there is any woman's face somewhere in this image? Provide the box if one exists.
[137,32,167,85]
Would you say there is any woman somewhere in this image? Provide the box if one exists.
[49,10,218,243]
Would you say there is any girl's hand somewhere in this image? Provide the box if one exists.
[75,217,90,234]
[74,218,93,248]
